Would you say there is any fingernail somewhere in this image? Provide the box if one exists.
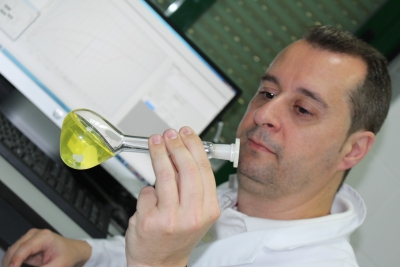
[151,135,162,144]
[166,129,178,139]
[181,126,192,135]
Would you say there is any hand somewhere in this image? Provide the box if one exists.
[125,127,220,267]
[2,228,92,267]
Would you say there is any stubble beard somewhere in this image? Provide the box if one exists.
[237,126,343,200]
[236,127,311,199]
[237,127,284,199]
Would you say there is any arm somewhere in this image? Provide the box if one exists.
[2,228,91,267]
[125,127,221,267]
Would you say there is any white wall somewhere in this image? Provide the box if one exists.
[347,54,400,267]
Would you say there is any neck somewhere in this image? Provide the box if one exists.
[236,173,343,220]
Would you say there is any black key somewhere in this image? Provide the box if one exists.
[82,197,92,217]
[63,176,76,195]
[13,147,24,158]
[58,169,68,183]
[55,181,64,194]
[89,214,97,224]
[34,152,49,165]
[33,163,47,177]
[89,204,99,224]
[22,154,34,166]
[62,192,72,202]
[46,178,56,188]
[26,142,36,153]
[74,189,84,208]
[3,138,14,149]
[49,163,60,178]
[97,211,106,230]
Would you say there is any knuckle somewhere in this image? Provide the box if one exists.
[161,216,178,235]
[209,207,221,221]
[156,168,175,181]
[197,158,211,170]
[184,162,199,176]
[140,219,155,233]
[128,214,137,228]
[131,212,162,234]
[166,135,184,148]
[39,228,53,236]
[18,241,31,252]
[27,228,39,235]
[152,147,167,157]
[38,229,55,240]
[186,216,203,231]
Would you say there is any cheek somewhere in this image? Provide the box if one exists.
[236,110,255,137]
[290,125,345,161]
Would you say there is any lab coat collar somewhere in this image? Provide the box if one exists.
[189,230,268,266]
[188,180,366,267]
[246,184,366,251]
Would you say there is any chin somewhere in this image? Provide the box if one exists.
[237,170,281,199]
[238,158,277,183]
[237,150,281,189]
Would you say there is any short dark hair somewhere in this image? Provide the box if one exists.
[304,25,392,136]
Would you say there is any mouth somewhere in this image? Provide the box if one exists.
[247,138,276,155]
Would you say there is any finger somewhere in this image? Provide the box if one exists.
[179,127,218,206]
[164,128,204,208]
[136,186,157,214]
[3,228,40,266]
[131,186,158,234]
[10,229,58,266]
[5,229,52,267]
[148,133,179,210]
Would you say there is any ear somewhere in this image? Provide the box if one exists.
[337,131,375,171]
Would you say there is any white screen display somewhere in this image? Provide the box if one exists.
[0,0,237,191]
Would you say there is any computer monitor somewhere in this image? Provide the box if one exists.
[0,0,240,191]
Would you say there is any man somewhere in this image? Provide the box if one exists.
[2,25,392,267]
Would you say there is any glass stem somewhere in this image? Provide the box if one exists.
[117,135,215,158]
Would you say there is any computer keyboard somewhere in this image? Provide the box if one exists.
[0,111,110,238]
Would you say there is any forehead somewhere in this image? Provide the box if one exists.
[265,40,367,106]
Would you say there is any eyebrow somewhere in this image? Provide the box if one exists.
[261,73,280,86]
[297,87,328,109]
[261,73,328,109]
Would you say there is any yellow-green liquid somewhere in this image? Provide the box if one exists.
[60,112,115,170]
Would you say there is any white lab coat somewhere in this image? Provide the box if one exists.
[84,176,365,267]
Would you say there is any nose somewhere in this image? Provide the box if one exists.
[253,98,283,132]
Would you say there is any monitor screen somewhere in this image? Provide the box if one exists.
[0,0,239,189]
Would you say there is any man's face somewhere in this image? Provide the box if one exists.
[236,40,367,199]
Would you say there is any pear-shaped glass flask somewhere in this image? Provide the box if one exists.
[60,109,240,170]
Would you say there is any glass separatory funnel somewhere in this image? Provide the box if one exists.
[60,109,240,170]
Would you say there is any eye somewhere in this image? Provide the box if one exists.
[259,91,275,99]
[296,106,313,116]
